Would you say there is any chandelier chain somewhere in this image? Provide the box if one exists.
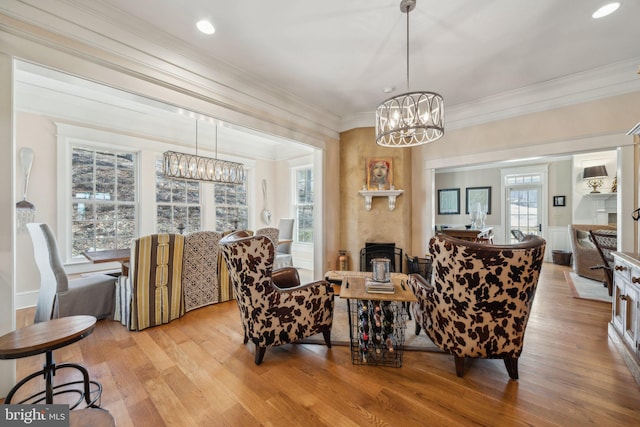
[405,4,410,91]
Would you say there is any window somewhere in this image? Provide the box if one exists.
[71,147,137,256]
[505,174,541,185]
[155,160,201,233]
[214,179,248,231]
[57,120,258,271]
[294,167,313,243]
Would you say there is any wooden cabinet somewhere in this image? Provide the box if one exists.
[610,252,640,384]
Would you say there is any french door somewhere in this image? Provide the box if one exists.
[507,185,542,242]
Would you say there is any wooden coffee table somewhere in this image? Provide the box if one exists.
[0,315,102,408]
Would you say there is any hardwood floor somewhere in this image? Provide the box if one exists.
[7,262,640,426]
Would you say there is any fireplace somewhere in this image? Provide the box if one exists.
[360,242,403,273]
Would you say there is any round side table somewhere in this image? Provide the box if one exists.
[0,315,102,408]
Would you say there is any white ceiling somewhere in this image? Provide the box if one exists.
[7,0,640,158]
[97,0,640,122]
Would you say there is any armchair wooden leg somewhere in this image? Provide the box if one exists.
[255,346,266,365]
[454,356,465,377]
[504,358,519,380]
[322,327,332,348]
[415,322,422,336]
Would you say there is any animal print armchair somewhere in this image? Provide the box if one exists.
[408,233,546,379]
[220,231,334,365]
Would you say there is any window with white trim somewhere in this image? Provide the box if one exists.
[505,174,542,185]
[155,160,202,233]
[71,146,137,256]
[294,167,313,243]
[214,179,248,231]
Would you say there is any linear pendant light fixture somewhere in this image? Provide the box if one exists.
[375,0,444,147]
[163,120,245,184]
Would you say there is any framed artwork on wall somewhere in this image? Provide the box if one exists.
[366,157,393,190]
[438,188,460,215]
[465,186,491,214]
[553,195,566,207]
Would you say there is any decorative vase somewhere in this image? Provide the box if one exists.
[338,250,349,271]
[469,211,478,229]
[478,211,486,229]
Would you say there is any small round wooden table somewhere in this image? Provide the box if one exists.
[0,315,102,408]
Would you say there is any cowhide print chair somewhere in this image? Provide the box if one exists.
[182,230,223,312]
[220,230,334,365]
[408,233,546,379]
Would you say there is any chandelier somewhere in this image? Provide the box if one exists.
[163,120,245,184]
[375,0,444,147]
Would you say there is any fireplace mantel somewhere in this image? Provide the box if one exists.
[358,189,404,211]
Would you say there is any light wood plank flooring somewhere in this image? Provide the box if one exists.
[6,262,640,426]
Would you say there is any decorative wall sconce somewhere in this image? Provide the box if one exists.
[16,147,36,232]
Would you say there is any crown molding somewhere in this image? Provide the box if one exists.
[0,0,341,143]
[339,57,640,133]
[4,1,640,139]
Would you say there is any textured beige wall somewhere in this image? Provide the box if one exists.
[323,137,341,272]
[339,128,412,271]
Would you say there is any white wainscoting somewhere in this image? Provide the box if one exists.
[546,225,571,263]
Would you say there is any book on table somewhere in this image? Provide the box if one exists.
[365,278,395,294]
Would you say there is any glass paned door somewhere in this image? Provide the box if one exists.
[507,185,541,242]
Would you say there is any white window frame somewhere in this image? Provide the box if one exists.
[155,158,203,234]
[69,145,138,256]
[57,124,144,271]
[291,163,314,245]
[213,177,250,232]
[57,123,255,274]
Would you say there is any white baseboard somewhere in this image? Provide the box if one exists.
[16,290,38,310]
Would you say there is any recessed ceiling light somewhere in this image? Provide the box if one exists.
[383,87,395,93]
[196,19,215,35]
[592,2,621,19]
